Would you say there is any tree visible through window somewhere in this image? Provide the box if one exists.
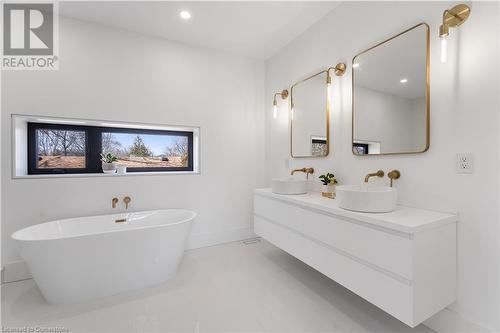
[36,129,86,169]
[101,132,189,169]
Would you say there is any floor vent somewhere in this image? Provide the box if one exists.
[242,237,261,245]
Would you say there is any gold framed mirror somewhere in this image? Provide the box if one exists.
[290,70,330,158]
[352,23,430,155]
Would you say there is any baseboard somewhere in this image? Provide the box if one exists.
[423,308,494,332]
[2,260,32,283]
[187,227,256,250]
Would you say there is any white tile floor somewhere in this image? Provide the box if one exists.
[2,240,433,332]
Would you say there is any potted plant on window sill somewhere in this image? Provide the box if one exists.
[101,153,118,174]
[319,173,338,199]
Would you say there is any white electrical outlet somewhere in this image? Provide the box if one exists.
[456,153,473,174]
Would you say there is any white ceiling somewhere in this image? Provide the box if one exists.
[60,1,340,60]
[354,24,427,100]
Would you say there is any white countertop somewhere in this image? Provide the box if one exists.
[254,188,458,234]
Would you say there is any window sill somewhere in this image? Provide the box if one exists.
[12,171,200,180]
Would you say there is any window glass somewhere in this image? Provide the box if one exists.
[36,129,86,169]
[27,121,195,175]
[101,132,189,169]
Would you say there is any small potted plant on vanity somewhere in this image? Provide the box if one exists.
[101,153,118,174]
[319,173,338,199]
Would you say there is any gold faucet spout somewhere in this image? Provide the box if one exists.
[364,170,384,183]
[290,167,314,176]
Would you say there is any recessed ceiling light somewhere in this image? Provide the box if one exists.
[180,11,191,20]
[352,63,360,68]
[400,78,408,83]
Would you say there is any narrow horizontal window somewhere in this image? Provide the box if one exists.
[25,120,196,175]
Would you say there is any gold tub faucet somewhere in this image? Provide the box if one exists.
[123,196,132,209]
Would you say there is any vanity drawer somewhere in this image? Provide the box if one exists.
[254,195,413,280]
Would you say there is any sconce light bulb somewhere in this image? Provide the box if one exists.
[273,105,278,119]
[440,37,447,63]
[439,24,449,39]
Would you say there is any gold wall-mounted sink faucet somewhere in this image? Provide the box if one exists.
[388,170,401,187]
[364,170,384,183]
[291,167,314,179]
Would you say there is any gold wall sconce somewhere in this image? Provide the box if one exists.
[328,63,347,81]
[272,89,289,119]
[439,4,471,63]
[327,63,347,86]
[326,63,346,100]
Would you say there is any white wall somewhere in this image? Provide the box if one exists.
[1,17,265,269]
[265,1,499,331]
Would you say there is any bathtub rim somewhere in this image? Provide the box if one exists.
[11,209,196,242]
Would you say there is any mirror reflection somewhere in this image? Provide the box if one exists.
[352,23,429,155]
[291,71,329,157]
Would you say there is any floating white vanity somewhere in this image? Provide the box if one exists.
[253,188,457,327]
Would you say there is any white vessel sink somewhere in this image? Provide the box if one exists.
[271,179,307,195]
[336,185,397,213]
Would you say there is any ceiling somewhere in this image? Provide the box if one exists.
[354,24,427,100]
[60,1,340,60]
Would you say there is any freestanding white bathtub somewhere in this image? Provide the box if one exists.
[12,209,195,304]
